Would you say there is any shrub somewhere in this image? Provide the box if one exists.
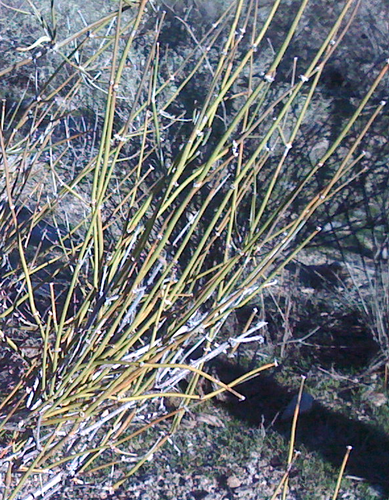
[0,0,387,497]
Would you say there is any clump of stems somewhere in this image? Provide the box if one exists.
[0,0,386,498]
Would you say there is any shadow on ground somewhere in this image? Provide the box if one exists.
[213,359,389,498]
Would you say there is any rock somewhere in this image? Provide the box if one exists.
[281,392,315,420]
[226,475,242,489]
